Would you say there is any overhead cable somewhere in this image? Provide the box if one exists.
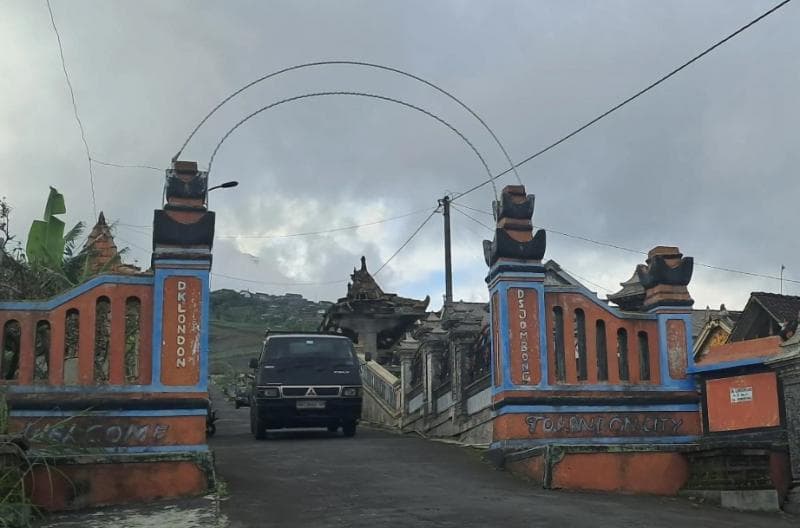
[451,0,794,201]
[374,208,440,275]
[45,0,97,218]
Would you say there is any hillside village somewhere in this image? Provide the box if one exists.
[208,289,333,372]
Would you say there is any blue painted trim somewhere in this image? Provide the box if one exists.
[493,383,696,393]
[152,258,211,266]
[7,385,207,394]
[11,409,207,417]
[0,275,153,311]
[496,404,699,415]
[688,356,771,373]
[491,436,699,449]
[545,286,658,321]
[152,269,165,387]
[490,280,548,394]
[655,313,695,390]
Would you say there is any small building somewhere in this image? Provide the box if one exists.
[692,305,741,360]
[685,291,800,509]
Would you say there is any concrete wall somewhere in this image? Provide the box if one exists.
[361,384,400,428]
[400,386,493,445]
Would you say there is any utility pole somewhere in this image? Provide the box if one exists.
[439,195,453,305]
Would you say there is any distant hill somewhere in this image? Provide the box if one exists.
[209,289,333,374]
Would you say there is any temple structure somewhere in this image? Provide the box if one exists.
[320,256,429,363]
[81,212,140,275]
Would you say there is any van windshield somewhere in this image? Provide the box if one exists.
[264,337,356,365]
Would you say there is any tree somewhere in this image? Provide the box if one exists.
[0,190,88,301]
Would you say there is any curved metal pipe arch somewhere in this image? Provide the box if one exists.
[207,91,499,199]
[173,60,522,189]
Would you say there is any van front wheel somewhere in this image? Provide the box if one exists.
[342,421,357,437]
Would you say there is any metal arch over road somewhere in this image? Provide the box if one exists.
[206,91,499,198]
[172,59,522,189]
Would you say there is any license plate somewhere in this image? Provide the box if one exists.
[296,400,326,410]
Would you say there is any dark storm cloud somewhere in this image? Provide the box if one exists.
[1,0,797,308]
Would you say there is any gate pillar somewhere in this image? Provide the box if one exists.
[151,160,214,391]
[484,185,547,440]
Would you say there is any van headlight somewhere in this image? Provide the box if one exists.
[342,387,361,397]
[257,387,280,398]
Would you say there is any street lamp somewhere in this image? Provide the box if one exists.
[208,181,239,192]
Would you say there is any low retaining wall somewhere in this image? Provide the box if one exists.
[27,451,215,510]
[502,445,690,495]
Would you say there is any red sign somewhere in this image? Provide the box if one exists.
[706,372,780,432]
[507,288,540,385]
[161,277,202,386]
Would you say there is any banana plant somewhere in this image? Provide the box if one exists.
[25,187,69,269]
[22,187,87,293]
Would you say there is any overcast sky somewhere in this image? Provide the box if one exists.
[1,0,798,310]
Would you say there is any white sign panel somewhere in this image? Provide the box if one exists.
[730,386,753,403]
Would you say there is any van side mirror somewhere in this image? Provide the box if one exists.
[364,352,373,362]
[249,358,258,369]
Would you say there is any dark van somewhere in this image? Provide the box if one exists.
[248,332,364,439]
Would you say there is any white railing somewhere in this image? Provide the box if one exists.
[361,361,400,414]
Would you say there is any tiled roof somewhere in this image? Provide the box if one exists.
[751,292,800,323]
[690,307,742,339]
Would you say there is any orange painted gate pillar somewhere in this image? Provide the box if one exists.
[483,186,701,495]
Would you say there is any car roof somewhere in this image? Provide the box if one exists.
[265,333,350,340]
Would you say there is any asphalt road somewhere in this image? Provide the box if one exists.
[210,389,796,528]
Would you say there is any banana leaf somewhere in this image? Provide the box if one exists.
[25,187,66,268]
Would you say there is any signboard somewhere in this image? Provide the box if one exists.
[161,276,202,386]
[507,288,540,385]
[730,386,753,403]
[706,372,780,432]
[14,415,206,447]
[524,412,695,437]
[490,411,702,440]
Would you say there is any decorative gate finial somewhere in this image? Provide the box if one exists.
[483,185,546,267]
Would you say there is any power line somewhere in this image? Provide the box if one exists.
[450,203,494,231]
[537,225,647,256]
[451,203,800,286]
[454,203,494,217]
[451,0,794,201]
[92,159,163,172]
[559,266,614,293]
[537,224,800,285]
[209,207,439,287]
[216,208,433,239]
[116,208,434,239]
[211,272,347,287]
[46,0,97,219]
[375,207,439,275]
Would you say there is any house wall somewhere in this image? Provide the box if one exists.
[705,372,781,432]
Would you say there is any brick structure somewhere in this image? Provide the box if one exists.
[485,185,699,495]
[320,256,429,363]
[0,160,215,510]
